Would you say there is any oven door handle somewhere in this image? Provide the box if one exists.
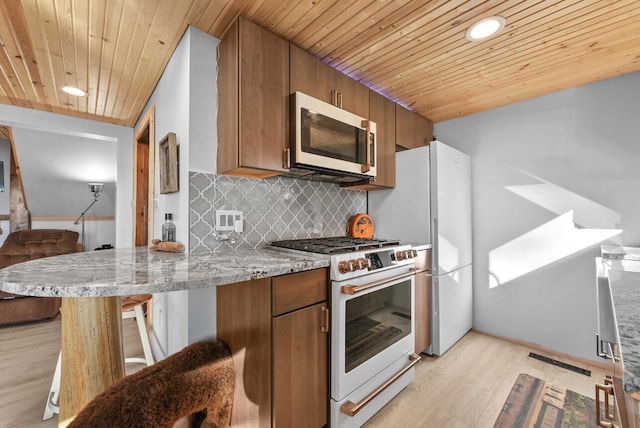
[340,353,421,417]
[341,268,419,295]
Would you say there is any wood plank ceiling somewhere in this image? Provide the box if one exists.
[0,0,639,127]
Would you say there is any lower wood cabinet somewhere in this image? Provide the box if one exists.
[273,302,328,427]
[414,248,432,354]
[414,270,431,354]
[216,278,273,427]
[216,268,328,427]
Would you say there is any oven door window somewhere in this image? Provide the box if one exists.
[300,108,367,163]
[344,279,412,373]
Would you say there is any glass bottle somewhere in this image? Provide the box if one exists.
[162,213,176,242]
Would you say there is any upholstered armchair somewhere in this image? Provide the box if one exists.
[0,229,79,326]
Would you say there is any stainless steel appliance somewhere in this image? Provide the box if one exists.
[270,237,421,428]
[288,91,377,183]
[369,140,473,356]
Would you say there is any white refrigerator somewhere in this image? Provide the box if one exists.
[368,141,473,356]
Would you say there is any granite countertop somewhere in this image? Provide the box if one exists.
[0,246,330,297]
[600,250,640,400]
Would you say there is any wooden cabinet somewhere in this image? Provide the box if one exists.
[395,104,433,151]
[346,90,396,190]
[414,270,431,354]
[289,44,333,106]
[414,248,432,354]
[217,17,289,178]
[216,268,328,428]
[216,16,437,186]
[216,277,273,427]
[272,269,328,427]
[273,302,327,427]
[290,44,369,118]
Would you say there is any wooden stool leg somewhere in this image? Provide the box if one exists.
[134,304,155,366]
[59,297,125,428]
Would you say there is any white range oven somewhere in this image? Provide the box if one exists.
[271,237,421,427]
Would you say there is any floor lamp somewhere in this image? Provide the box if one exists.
[74,182,104,251]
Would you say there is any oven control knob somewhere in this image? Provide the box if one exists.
[348,259,359,271]
[411,249,418,258]
[397,250,406,261]
[338,260,351,274]
[358,257,370,270]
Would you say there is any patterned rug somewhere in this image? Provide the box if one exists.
[494,373,598,428]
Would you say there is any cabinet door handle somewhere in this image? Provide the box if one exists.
[331,90,337,106]
[283,148,290,169]
[337,92,343,108]
[321,306,329,333]
[595,382,615,427]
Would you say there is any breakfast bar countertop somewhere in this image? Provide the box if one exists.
[0,246,330,297]
[0,245,330,423]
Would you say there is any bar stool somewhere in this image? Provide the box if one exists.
[42,294,155,420]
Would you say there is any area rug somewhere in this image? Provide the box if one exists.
[493,373,598,427]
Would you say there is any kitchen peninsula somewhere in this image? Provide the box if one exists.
[599,248,640,427]
[0,246,329,426]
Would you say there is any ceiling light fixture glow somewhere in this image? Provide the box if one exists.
[62,86,87,96]
[465,16,506,42]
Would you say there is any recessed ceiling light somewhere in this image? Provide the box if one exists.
[465,16,506,42]
[62,86,87,96]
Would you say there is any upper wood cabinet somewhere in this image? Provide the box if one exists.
[217,17,289,178]
[346,90,395,190]
[395,104,433,151]
[290,44,369,118]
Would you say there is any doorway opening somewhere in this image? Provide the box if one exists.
[133,106,155,246]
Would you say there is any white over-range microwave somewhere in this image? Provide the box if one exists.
[288,91,377,183]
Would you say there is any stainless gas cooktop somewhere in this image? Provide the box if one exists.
[269,237,401,255]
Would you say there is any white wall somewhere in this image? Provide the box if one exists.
[434,71,640,361]
[11,127,117,217]
[140,26,219,358]
[185,27,218,344]
[0,105,133,248]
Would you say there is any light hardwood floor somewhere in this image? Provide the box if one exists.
[0,315,146,428]
[0,319,607,428]
[365,330,608,427]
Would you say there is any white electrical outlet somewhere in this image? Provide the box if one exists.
[215,210,243,233]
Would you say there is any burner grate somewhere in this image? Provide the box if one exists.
[270,237,401,254]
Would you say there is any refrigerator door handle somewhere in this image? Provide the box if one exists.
[431,218,438,275]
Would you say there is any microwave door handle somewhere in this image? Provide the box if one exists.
[361,120,372,173]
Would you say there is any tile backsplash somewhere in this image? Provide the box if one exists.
[189,172,367,254]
